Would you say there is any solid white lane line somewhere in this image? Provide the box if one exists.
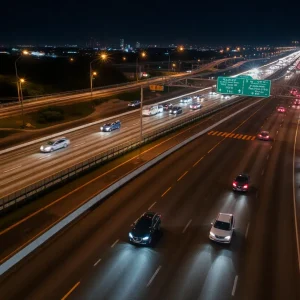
[74,143,85,147]
[148,202,156,210]
[3,165,22,173]
[39,155,51,160]
[111,239,119,248]
[245,223,250,239]
[147,266,162,287]
[232,275,238,296]
[292,117,300,272]
[94,258,101,267]
[182,219,192,233]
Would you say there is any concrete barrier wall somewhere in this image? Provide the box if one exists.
[0,96,265,276]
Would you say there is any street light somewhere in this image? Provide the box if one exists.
[90,53,106,97]
[136,51,146,81]
[15,50,29,128]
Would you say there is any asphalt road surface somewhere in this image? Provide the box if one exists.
[0,91,299,300]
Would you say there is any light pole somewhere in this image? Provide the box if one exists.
[136,51,146,82]
[140,85,143,143]
[90,53,107,97]
[15,51,28,128]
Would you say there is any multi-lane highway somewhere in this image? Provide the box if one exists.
[0,58,232,118]
[0,88,299,300]
[1,53,298,201]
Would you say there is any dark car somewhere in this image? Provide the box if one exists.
[128,100,141,107]
[129,212,161,245]
[232,174,250,192]
[257,130,270,141]
[100,120,121,132]
[169,106,183,115]
[163,103,173,111]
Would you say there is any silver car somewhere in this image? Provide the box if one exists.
[40,137,70,153]
[180,96,192,103]
[209,213,234,244]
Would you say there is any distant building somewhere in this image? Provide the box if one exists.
[136,41,140,49]
[120,39,124,50]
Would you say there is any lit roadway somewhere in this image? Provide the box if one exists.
[0,92,299,300]
[0,58,231,118]
[0,60,288,200]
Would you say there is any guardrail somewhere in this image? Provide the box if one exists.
[0,94,252,213]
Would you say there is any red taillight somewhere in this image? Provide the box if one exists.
[266,136,269,138]
[233,182,237,187]
[259,134,262,137]
[243,184,248,189]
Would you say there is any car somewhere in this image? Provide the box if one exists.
[180,96,192,103]
[221,95,231,100]
[163,103,173,111]
[129,212,161,245]
[169,106,183,115]
[296,93,300,99]
[291,88,298,95]
[209,213,235,244]
[40,137,70,153]
[128,100,141,107]
[190,102,202,110]
[100,120,121,132]
[157,105,164,113]
[232,174,250,192]
[257,130,270,141]
[193,94,205,101]
[294,99,300,105]
[209,91,217,96]
[277,106,286,113]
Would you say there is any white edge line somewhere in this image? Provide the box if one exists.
[93,258,101,267]
[182,219,192,233]
[147,265,162,287]
[231,275,238,296]
[292,117,300,272]
[111,239,119,248]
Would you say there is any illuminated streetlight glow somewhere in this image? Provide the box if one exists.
[20,78,25,83]
[100,53,107,60]
[92,71,97,76]
[172,63,176,67]
[226,47,230,51]
[179,46,184,51]
[141,51,146,57]
[123,56,126,61]
[70,57,74,61]
[22,50,29,55]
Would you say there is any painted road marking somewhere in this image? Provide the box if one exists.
[232,275,238,296]
[3,165,22,173]
[61,282,80,300]
[182,219,192,233]
[148,202,156,210]
[177,171,188,182]
[147,266,162,287]
[111,239,119,248]
[94,258,101,267]
[161,187,171,197]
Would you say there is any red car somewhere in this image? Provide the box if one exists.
[257,131,270,141]
[277,106,286,113]
[291,89,298,95]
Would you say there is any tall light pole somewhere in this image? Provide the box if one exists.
[90,53,107,97]
[136,51,146,82]
[140,85,144,143]
[15,50,28,128]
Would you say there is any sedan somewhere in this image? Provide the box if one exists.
[190,102,202,110]
[193,95,205,101]
[257,130,270,141]
[209,91,217,96]
[277,106,286,113]
[180,96,192,103]
[232,173,250,192]
[100,120,121,132]
[209,213,234,244]
[169,106,183,115]
[221,95,231,100]
[163,103,173,111]
[40,137,70,153]
[128,100,140,107]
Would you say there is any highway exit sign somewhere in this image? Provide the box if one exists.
[217,76,271,97]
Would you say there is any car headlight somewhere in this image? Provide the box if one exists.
[224,236,231,240]
[129,232,133,238]
[40,146,44,150]
[142,235,150,241]
[100,127,103,130]
[209,232,215,237]
[44,147,51,151]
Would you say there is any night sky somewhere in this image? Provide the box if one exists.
[1,0,299,45]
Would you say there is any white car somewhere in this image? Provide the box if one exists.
[209,91,217,96]
[193,94,205,101]
[40,137,70,153]
[221,95,231,100]
[209,213,234,244]
[190,102,202,110]
[180,96,192,103]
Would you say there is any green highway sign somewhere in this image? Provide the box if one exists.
[217,76,271,97]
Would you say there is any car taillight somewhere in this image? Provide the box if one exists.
[243,184,248,189]
[266,136,269,138]
[259,134,262,137]
[233,182,237,187]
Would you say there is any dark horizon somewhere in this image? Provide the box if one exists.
[2,1,300,46]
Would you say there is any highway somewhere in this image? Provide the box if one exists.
[0,89,299,300]
[0,58,231,118]
[1,54,298,202]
